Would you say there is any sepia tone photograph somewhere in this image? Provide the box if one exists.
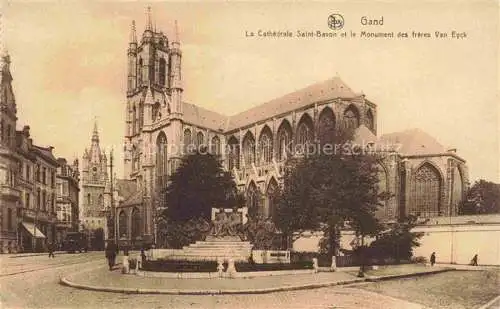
[0,1,499,308]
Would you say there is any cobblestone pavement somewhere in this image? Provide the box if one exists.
[0,253,428,309]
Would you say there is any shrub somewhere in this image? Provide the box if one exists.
[411,256,428,264]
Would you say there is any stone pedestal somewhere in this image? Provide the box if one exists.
[226,258,237,278]
[330,256,337,271]
[122,256,129,274]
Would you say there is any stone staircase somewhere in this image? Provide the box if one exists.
[162,236,253,262]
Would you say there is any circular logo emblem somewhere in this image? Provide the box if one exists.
[328,14,344,30]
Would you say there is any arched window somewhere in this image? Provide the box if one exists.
[242,132,256,166]
[227,136,240,170]
[344,105,360,130]
[156,132,168,188]
[411,163,442,218]
[366,109,375,131]
[376,164,388,217]
[87,193,91,206]
[296,114,314,155]
[132,105,137,134]
[266,178,279,218]
[131,208,141,240]
[139,103,144,128]
[118,211,128,239]
[451,166,463,216]
[258,126,273,164]
[196,132,205,150]
[318,107,336,145]
[211,136,221,156]
[277,120,292,161]
[183,129,192,155]
[137,58,143,85]
[159,58,166,86]
[247,181,259,216]
[152,102,161,121]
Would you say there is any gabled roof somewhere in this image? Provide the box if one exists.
[182,102,227,131]
[225,77,361,131]
[353,125,378,145]
[115,179,137,201]
[33,145,59,165]
[121,188,143,207]
[179,76,363,133]
[379,128,446,155]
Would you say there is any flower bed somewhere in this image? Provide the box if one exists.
[235,261,313,272]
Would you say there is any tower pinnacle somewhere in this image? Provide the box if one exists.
[173,20,180,47]
[129,20,137,44]
[146,6,153,31]
[92,120,99,142]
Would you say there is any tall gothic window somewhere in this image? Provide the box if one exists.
[376,164,388,217]
[296,114,314,155]
[98,194,104,209]
[183,129,192,155]
[131,208,141,240]
[266,178,279,218]
[211,136,221,156]
[159,58,166,86]
[196,132,204,150]
[411,163,442,218]
[139,103,144,129]
[277,120,292,161]
[137,58,143,85]
[227,136,240,170]
[366,109,375,131]
[258,126,273,164]
[242,132,256,166]
[344,105,360,130]
[132,105,137,134]
[318,107,336,145]
[156,132,168,188]
[451,165,463,216]
[118,211,128,238]
[152,102,161,121]
[247,181,259,216]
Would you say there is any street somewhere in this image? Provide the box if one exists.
[1,253,498,309]
[0,252,425,309]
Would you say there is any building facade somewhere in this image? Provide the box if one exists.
[0,49,21,253]
[55,158,80,246]
[116,15,469,245]
[80,123,109,243]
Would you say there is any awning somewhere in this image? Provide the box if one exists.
[21,222,46,239]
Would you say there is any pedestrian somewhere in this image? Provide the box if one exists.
[140,247,146,265]
[48,242,55,258]
[105,241,117,271]
[430,252,436,266]
[470,254,478,266]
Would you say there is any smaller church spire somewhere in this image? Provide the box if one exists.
[172,20,180,48]
[129,20,137,44]
[92,120,99,143]
[145,6,153,31]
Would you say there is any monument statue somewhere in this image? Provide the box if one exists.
[210,207,244,239]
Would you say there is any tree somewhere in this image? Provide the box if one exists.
[273,129,386,256]
[368,215,424,263]
[164,150,241,222]
[459,180,500,215]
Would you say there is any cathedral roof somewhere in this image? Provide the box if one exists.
[379,128,447,155]
[121,188,143,207]
[182,102,227,131]
[181,76,362,133]
[225,77,361,131]
[353,124,378,145]
[115,179,137,201]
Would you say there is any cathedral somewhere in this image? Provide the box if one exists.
[115,13,469,246]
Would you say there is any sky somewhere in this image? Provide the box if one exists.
[2,1,499,182]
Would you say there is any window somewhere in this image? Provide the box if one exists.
[51,193,55,213]
[25,192,30,209]
[7,124,11,145]
[42,167,46,185]
[36,164,40,182]
[159,58,166,86]
[87,193,91,206]
[210,136,221,156]
[42,190,46,211]
[183,129,192,154]
[196,132,204,149]
[296,114,314,155]
[343,105,360,130]
[318,107,336,145]
[156,132,168,188]
[26,165,30,181]
[242,132,256,166]
[0,119,3,141]
[51,172,55,187]
[411,163,442,218]
[227,136,240,170]
[276,120,292,161]
[258,127,273,164]
[7,208,12,231]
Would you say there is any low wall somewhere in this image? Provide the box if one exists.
[252,250,290,264]
[148,249,184,260]
[413,224,500,265]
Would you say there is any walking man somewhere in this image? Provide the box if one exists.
[470,254,478,266]
[105,241,118,271]
[48,242,55,258]
[430,252,436,266]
